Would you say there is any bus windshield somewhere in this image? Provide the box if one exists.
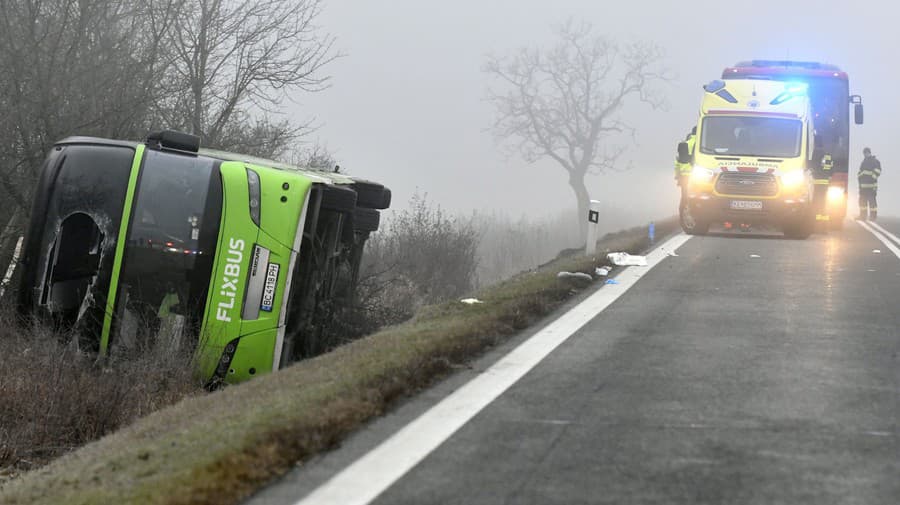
[700,116,803,158]
[807,78,850,170]
[114,150,222,348]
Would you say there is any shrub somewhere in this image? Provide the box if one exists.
[0,306,201,476]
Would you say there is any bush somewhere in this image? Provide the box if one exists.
[0,307,201,476]
[335,194,479,339]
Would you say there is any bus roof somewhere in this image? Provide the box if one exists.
[723,60,848,81]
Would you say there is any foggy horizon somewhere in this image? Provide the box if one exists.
[294,0,896,225]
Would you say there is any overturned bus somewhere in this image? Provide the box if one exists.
[17,131,390,384]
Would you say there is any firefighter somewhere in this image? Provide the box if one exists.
[674,127,697,210]
[857,147,881,221]
[812,153,833,224]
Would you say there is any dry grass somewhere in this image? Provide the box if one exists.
[0,313,202,483]
[0,218,677,505]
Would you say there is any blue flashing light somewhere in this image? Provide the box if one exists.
[703,80,726,93]
[770,92,792,105]
[784,82,808,94]
[770,82,809,105]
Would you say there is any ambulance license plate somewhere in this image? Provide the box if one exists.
[730,200,763,210]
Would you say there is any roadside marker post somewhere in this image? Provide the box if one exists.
[585,199,601,255]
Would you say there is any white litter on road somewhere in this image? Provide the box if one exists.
[873,249,882,254]
[460,298,483,305]
[292,233,693,505]
[557,271,593,282]
[594,267,610,277]
[749,254,761,258]
[607,252,648,266]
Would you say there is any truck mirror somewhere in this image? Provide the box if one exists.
[677,142,691,164]
[854,103,864,125]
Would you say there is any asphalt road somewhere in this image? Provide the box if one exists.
[251,219,900,505]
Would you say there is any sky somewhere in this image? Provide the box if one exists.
[290,0,898,223]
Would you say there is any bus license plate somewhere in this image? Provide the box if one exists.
[260,263,280,312]
[730,200,763,210]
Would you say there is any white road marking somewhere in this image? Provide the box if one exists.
[867,221,900,249]
[857,221,900,260]
[294,233,693,505]
[0,236,23,299]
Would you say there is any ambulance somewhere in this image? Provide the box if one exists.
[679,79,817,238]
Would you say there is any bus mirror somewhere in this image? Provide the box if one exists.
[677,142,691,164]
[854,103,864,125]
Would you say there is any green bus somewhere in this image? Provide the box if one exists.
[17,131,390,384]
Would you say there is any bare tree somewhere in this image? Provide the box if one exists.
[160,0,338,156]
[291,141,338,171]
[484,20,669,239]
[0,0,177,279]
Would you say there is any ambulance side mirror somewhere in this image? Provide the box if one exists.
[677,142,691,164]
[854,103,864,125]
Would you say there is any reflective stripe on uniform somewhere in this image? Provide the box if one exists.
[813,179,830,185]
[860,183,878,189]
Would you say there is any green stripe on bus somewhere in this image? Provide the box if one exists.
[100,144,145,355]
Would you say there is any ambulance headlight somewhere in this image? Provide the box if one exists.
[690,165,715,183]
[781,170,805,189]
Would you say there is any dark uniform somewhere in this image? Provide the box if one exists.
[858,148,882,221]
[812,153,833,222]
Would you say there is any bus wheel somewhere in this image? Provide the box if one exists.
[320,184,357,213]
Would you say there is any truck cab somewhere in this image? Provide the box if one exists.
[680,79,817,239]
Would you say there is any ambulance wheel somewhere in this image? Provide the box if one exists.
[680,204,708,235]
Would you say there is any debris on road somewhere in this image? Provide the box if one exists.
[873,249,882,254]
[460,298,484,305]
[557,271,594,282]
[607,252,648,266]
[605,279,620,285]
[749,254,761,258]
[662,248,679,257]
[595,266,611,277]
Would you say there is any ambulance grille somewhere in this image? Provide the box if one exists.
[715,172,778,197]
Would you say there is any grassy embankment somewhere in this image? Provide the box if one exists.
[1,218,678,505]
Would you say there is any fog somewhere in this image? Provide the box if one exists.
[294,0,898,223]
